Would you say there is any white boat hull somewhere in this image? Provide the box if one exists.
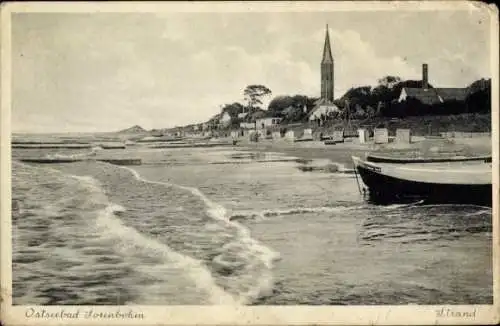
[352,156,492,206]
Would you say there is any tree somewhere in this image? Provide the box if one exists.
[353,104,366,119]
[366,105,376,118]
[221,102,244,118]
[465,78,491,113]
[291,95,308,107]
[467,78,491,94]
[268,95,295,115]
[377,75,402,88]
[267,94,310,115]
[281,106,305,123]
[371,85,392,104]
[339,86,374,111]
[243,85,272,110]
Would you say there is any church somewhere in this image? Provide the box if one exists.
[308,25,340,122]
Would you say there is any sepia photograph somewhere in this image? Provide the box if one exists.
[1,1,499,325]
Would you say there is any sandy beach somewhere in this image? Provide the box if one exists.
[235,136,493,169]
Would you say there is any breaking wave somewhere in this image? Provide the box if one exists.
[229,205,361,221]
[112,164,281,304]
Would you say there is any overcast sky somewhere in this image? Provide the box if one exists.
[11,7,492,133]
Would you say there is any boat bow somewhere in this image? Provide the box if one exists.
[352,155,492,206]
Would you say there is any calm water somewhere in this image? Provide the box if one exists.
[12,146,493,305]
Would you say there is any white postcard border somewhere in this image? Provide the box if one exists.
[1,1,499,326]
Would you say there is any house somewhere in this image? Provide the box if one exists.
[247,109,267,122]
[220,111,232,127]
[435,88,468,102]
[308,98,340,121]
[256,117,282,129]
[237,112,248,119]
[398,63,468,105]
[240,122,256,129]
[398,88,441,105]
[398,87,468,105]
[168,129,183,137]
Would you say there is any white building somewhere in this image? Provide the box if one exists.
[256,117,282,130]
[240,122,256,129]
[220,112,232,127]
[308,100,340,121]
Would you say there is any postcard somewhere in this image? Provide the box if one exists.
[1,1,499,325]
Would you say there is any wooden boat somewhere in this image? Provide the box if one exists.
[366,153,492,164]
[352,156,492,206]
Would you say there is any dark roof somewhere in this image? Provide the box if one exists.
[436,88,468,102]
[247,110,266,121]
[401,87,467,105]
[401,88,441,105]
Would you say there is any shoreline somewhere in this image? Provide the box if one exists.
[11,133,492,170]
[234,136,492,169]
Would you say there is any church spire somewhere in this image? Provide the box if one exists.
[320,24,334,102]
[322,24,333,64]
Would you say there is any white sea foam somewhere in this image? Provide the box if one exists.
[467,209,493,216]
[229,205,360,221]
[114,164,280,304]
[72,172,239,305]
[379,200,425,210]
[16,162,237,305]
[45,148,99,160]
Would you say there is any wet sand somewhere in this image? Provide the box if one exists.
[237,141,365,168]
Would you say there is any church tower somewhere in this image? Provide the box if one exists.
[321,25,334,102]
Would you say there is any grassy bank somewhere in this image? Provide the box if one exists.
[271,113,492,139]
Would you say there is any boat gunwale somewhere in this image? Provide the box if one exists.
[352,159,492,206]
[352,155,492,185]
[365,153,492,164]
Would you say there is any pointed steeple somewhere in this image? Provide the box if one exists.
[320,24,334,102]
[322,24,333,64]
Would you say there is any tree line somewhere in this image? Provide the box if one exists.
[212,76,491,129]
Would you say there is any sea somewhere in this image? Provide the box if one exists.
[11,143,493,305]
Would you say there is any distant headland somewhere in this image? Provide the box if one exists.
[117,125,147,134]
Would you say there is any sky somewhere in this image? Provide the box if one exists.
[11,7,492,133]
